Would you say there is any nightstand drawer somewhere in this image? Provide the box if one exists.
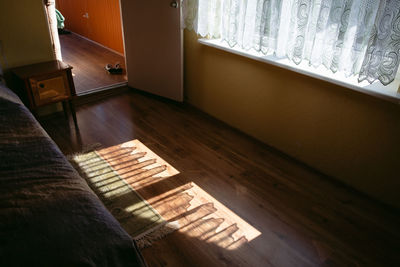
[10,60,77,127]
[11,60,76,110]
[29,72,70,106]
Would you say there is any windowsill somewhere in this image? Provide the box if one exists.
[198,38,400,104]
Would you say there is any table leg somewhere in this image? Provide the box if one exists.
[62,101,69,120]
[68,100,78,128]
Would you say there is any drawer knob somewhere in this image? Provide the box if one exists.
[39,83,45,88]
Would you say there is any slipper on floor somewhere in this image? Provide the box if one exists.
[105,63,123,74]
[105,64,113,71]
[108,68,123,74]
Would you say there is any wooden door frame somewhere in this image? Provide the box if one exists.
[44,0,62,61]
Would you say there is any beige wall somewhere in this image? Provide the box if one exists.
[184,30,400,209]
[0,0,54,70]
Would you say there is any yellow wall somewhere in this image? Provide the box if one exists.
[184,30,400,209]
[0,0,54,70]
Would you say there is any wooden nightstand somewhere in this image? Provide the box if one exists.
[11,60,78,127]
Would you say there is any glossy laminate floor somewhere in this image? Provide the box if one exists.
[40,90,400,267]
[59,33,126,94]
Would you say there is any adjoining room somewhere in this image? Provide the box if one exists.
[55,0,127,94]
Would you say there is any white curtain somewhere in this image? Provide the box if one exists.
[183,0,400,86]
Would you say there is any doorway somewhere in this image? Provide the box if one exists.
[45,0,183,101]
[51,0,127,94]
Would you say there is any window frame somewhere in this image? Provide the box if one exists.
[199,38,400,104]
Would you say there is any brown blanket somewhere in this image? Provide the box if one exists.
[0,85,145,266]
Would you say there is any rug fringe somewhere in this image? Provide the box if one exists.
[65,143,102,161]
[134,221,180,249]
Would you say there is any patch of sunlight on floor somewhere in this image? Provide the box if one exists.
[184,182,261,246]
[120,140,180,178]
[145,181,262,250]
[95,139,180,193]
[82,139,261,251]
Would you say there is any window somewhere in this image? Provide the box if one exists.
[183,0,400,101]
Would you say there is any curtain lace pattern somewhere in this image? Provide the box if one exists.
[183,0,400,86]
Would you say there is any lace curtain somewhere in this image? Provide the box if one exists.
[183,0,400,86]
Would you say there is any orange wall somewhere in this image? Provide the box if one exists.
[56,0,124,55]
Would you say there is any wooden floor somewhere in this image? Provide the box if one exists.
[40,90,400,267]
[59,33,127,94]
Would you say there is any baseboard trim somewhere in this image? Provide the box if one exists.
[67,31,125,57]
[77,81,128,96]
[74,83,129,106]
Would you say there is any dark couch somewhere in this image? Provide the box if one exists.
[0,83,146,266]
